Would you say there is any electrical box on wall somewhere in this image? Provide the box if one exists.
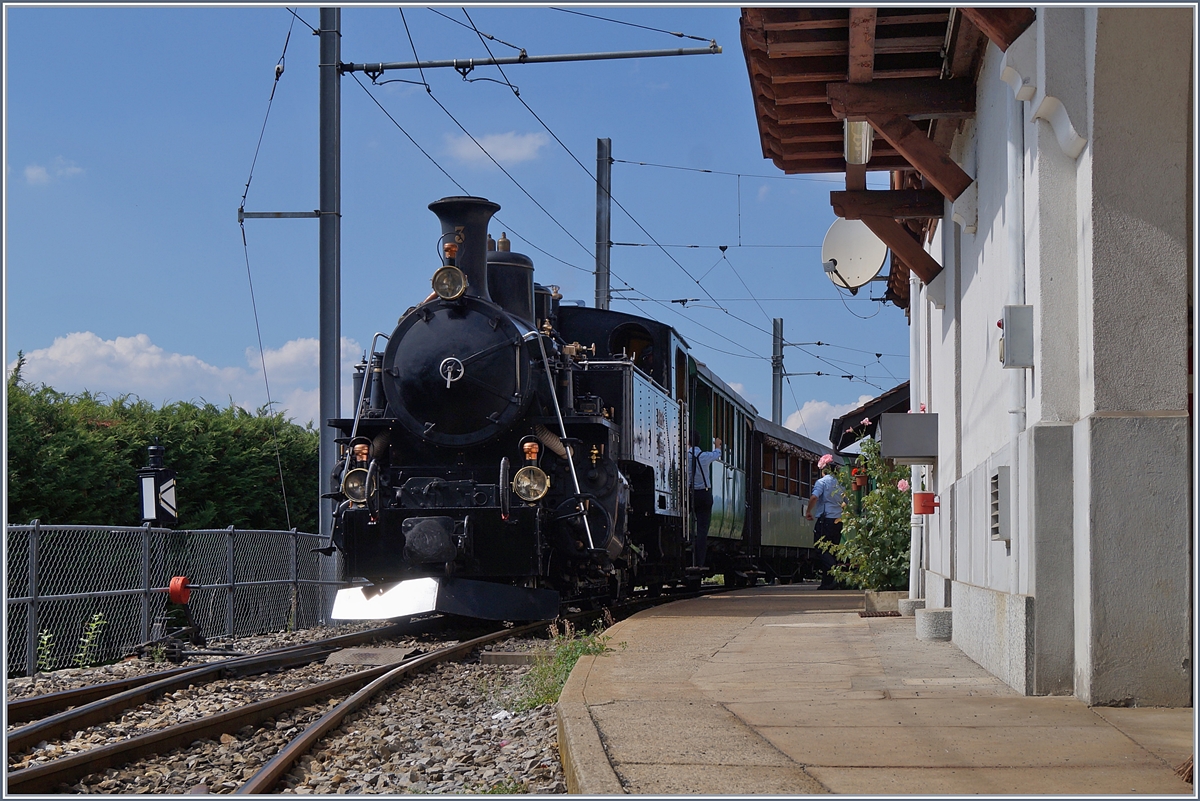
[1000,305,1034,368]
[989,466,1010,542]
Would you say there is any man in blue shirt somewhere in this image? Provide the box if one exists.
[688,432,723,570]
[805,455,844,590]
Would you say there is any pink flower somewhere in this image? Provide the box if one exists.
[817,454,833,469]
[919,403,927,412]
[861,417,872,426]
[897,479,910,492]
[846,427,854,433]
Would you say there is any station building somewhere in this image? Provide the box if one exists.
[741,6,1193,705]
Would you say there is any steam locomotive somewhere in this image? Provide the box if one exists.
[324,196,837,621]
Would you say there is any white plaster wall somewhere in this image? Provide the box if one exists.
[1069,7,1192,706]
[910,9,1190,704]
[955,50,1020,473]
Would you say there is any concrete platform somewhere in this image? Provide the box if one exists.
[556,584,1194,795]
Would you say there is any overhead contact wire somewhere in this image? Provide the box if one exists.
[236,10,301,530]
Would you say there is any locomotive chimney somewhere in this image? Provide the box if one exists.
[428,196,500,302]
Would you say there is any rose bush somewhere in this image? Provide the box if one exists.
[816,436,912,591]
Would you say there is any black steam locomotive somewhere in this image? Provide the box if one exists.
[324,196,837,621]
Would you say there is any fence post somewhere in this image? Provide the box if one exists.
[141,522,152,645]
[26,520,41,676]
[290,529,299,632]
[226,525,236,638]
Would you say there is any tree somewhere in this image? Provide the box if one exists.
[6,362,319,532]
[816,436,912,591]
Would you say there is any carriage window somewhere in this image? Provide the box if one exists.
[789,455,800,495]
[674,348,687,401]
[762,444,775,491]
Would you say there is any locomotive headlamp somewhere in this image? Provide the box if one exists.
[342,467,370,503]
[432,265,467,300]
[512,465,550,502]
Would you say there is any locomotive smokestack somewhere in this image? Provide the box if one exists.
[428,196,500,302]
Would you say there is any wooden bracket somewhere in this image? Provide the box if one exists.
[827,78,977,120]
[865,112,974,200]
[858,215,942,284]
[830,189,946,220]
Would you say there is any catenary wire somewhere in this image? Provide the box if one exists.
[373,10,896,385]
[452,10,739,322]
[549,6,714,42]
[235,11,302,530]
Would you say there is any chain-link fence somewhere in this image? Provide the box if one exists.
[6,523,342,678]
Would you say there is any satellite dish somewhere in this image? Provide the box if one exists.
[821,218,888,294]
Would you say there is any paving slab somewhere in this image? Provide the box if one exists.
[805,766,1194,795]
[555,584,1194,795]
[757,723,1166,768]
[612,763,827,795]
[726,696,1112,728]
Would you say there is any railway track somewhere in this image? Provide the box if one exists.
[7,585,727,794]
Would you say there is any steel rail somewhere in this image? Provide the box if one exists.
[7,620,536,795]
[237,619,550,794]
[6,664,201,725]
[7,622,410,751]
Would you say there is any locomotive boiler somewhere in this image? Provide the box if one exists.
[325,196,670,621]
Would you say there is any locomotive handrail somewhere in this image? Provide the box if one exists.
[345,331,391,473]
[533,332,596,550]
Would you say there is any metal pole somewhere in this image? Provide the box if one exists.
[595,138,612,310]
[26,520,40,675]
[318,8,341,551]
[772,318,784,425]
[141,523,151,646]
[226,526,236,637]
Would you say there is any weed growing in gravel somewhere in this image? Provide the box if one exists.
[36,629,55,672]
[513,619,617,711]
[73,613,108,668]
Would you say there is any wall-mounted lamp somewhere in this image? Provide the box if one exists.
[844,120,874,165]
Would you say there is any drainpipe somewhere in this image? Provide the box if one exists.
[909,272,924,600]
[1008,93,1027,593]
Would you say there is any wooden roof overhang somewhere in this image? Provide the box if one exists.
[740,7,1035,308]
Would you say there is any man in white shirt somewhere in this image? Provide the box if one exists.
[805,454,844,589]
[688,431,723,570]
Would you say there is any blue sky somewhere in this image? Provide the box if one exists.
[5,5,908,445]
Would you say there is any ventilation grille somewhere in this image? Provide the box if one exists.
[990,466,1011,542]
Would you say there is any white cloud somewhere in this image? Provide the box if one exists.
[727,382,746,397]
[24,157,83,186]
[25,165,50,185]
[9,332,365,427]
[757,184,770,202]
[444,131,549,166]
[784,394,875,447]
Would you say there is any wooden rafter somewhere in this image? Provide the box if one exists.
[827,78,976,120]
[847,9,877,83]
[958,8,1036,52]
[830,189,945,219]
[865,112,973,200]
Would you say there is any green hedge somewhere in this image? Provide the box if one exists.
[7,357,319,532]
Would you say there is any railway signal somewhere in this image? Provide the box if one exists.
[137,444,178,526]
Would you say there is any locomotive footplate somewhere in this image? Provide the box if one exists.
[332,576,559,621]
